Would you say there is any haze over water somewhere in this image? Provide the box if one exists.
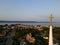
[0,21,60,27]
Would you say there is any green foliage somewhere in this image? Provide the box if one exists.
[13,26,60,45]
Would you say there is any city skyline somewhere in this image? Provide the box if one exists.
[0,0,60,22]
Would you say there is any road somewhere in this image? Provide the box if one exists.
[6,29,16,45]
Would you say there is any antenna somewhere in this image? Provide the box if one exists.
[50,14,53,26]
[49,14,53,45]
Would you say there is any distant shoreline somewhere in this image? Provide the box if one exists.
[0,21,59,23]
[0,21,60,27]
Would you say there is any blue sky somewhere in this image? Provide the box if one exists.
[0,0,60,22]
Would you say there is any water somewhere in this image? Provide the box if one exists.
[0,22,60,27]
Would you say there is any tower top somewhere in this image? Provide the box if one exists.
[50,14,53,26]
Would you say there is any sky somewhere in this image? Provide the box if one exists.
[0,0,60,22]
